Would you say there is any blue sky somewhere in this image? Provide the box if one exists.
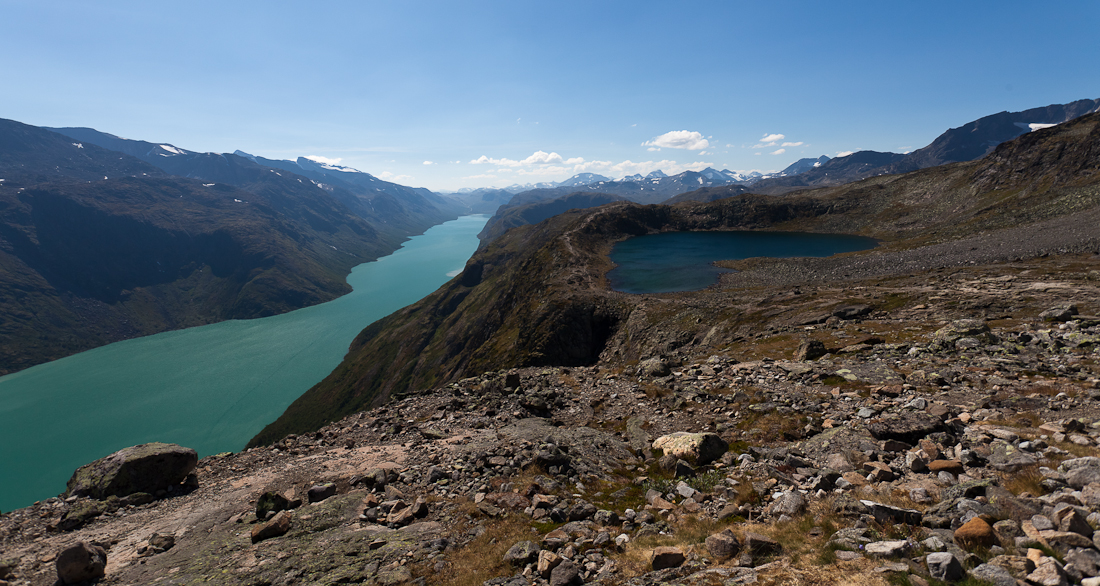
[3,0,1098,191]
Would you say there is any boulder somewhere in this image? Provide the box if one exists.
[954,517,995,550]
[56,542,107,585]
[537,550,563,578]
[861,500,923,525]
[251,510,292,544]
[769,491,806,517]
[1065,548,1100,578]
[651,546,686,570]
[926,552,964,582]
[66,442,197,500]
[744,531,782,559]
[1041,304,1079,322]
[307,483,337,503]
[1027,557,1069,586]
[795,339,827,361]
[639,357,671,377]
[970,562,1021,586]
[932,319,996,349]
[652,432,728,466]
[705,530,740,560]
[867,412,944,444]
[865,540,911,558]
[549,559,582,586]
[503,541,540,566]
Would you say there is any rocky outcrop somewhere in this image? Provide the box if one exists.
[66,442,197,500]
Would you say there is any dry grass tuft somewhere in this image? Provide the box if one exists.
[430,515,533,586]
[613,514,727,578]
[1002,464,1045,496]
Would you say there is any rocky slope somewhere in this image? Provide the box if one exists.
[252,112,1100,446]
[2,252,1100,586]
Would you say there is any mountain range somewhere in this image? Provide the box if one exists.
[0,120,463,374]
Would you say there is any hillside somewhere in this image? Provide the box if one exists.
[250,111,1100,446]
[476,192,628,245]
[0,119,391,374]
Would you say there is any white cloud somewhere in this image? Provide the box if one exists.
[647,147,660,152]
[304,155,342,165]
[836,150,856,157]
[771,148,786,155]
[469,150,573,167]
[642,130,710,150]
[780,141,803,147]
[422,160,435,165]
[522,150,563,165]
[760,133,785,143]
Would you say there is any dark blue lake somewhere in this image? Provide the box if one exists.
[608,231,878,294]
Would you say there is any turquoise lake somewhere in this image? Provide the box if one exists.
[608,230,878,294]
[0,215,488,512]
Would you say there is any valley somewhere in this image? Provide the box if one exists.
[1,101,1099,586]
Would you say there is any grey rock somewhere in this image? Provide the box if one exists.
[926,552,965,582]
[1027,557,1069,586]
[932,319,997,349]
[1032,514,1056,532]
[864,540,911,558]
[1041,304,1079,322]
[1066,548,1100,578]
[970,562,1020,586]
[910,487,933,504]
[549,559,581,586]
[503,541,540,566]
[825,452,854,472]
[770,491,806,517]
[861,500,922,525]
[652,432,728,466]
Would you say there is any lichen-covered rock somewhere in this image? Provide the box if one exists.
[66,442,197,500]
[652,432,728,466]
[932,319,997,349]
[56,541,107,585]
[503,540,540,566]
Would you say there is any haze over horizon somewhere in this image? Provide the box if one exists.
[2,0,1098,192]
